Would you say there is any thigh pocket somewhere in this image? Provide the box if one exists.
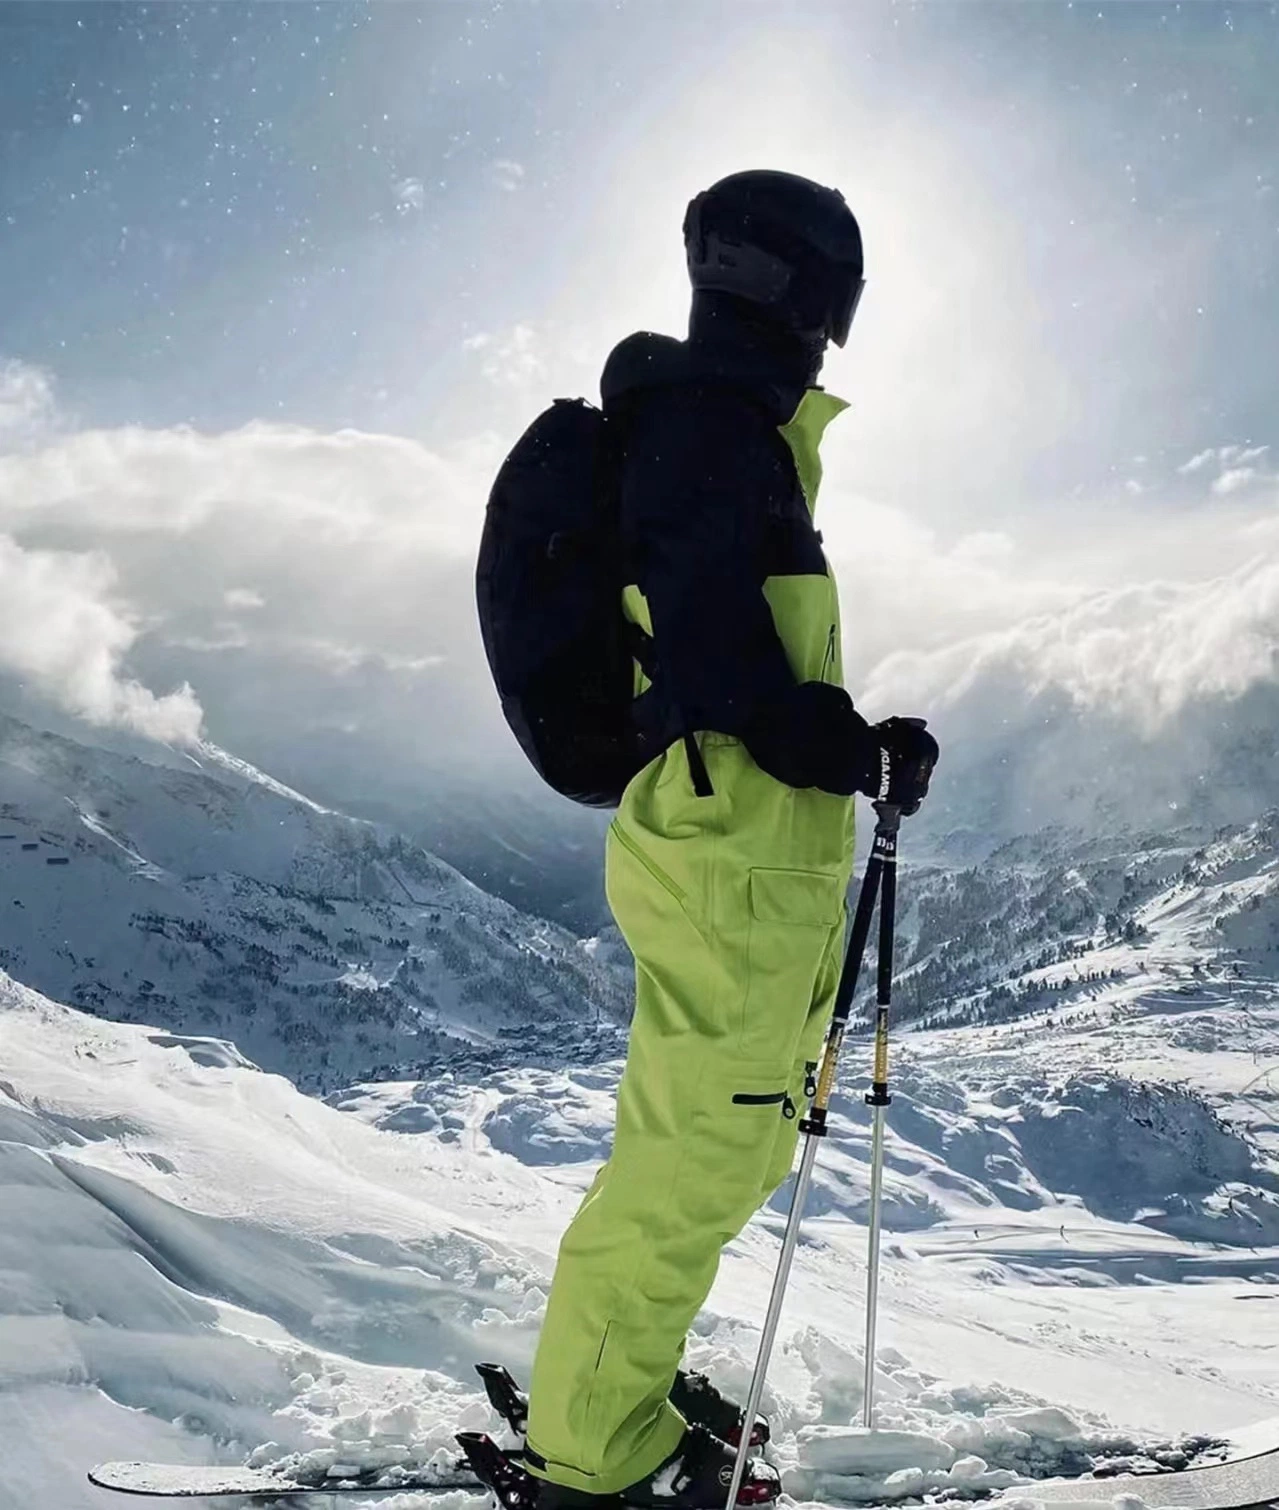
[606,818,715,963]
[686,1074,795,1235]
[607,819,688,908]
[739,867,843,1060]
[749,867,843,927]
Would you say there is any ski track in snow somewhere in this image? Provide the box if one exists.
[3,954,1279,1510]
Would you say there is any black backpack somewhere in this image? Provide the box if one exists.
[476,398,645,808]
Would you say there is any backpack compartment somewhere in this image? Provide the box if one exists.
[476,399,641,808]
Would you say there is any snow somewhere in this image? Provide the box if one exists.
[4,714,1279,1506]
[3,942,1279,1509]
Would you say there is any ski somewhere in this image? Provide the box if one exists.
[88,1443,536,1504]
[87,1459,485,1499]
[87,1361,764,1504]
[1024,1439,1279,1510]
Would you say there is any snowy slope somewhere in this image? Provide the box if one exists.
[3,966,1278,1509]
[887,812,1279,1033]
[0,714,627,1091]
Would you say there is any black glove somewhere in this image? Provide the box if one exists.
[743,681,876,797]
[864,716,939,816]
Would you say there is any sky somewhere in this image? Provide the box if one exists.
[0,0,1277,829]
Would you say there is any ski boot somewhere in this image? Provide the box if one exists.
[670,1371,769,1450]
[534,1424,780,1510]
[476,1363,768,1451]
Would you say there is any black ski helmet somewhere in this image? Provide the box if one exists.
[683,170,864,347]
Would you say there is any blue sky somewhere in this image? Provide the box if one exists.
[0,2,1277,814]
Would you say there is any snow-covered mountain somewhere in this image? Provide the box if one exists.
[910,679,1279,860]
[371,785,611,936]
[5,713,1279,1507]
[885,811,1279,1032]
[260,684,1279,936]
[0,714,627,1091]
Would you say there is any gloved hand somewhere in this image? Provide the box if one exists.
[743,687,940,810]
[863,716,939,816]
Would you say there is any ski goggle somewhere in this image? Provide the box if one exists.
[692,230,866,348]
[827,271,865,349]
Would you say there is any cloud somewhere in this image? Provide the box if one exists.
[0,420,480,551]
[0,409,501,780]
[1214,467,1258,496]
[0,366,206,742]
[464,322,548,390]
[224,587,265,610]
[1176,444,1276,498]
[813,433,1279,739]
[0,533,203,742]
[819,493,1085,685]
[0,360,57,445]
[858,546,1279,736]
[489,159,525,192]
[2,362,1277,820]
[393,176,425,214]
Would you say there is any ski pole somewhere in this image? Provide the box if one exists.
[726,802,902,1509]
[861,804,897,1429]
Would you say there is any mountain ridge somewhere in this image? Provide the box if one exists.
[0,713,627,1092]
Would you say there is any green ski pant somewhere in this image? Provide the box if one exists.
[526,735,854,1495]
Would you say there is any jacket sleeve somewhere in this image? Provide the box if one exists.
[618,384,878,795]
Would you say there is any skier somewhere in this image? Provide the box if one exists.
[522,170,939,1509]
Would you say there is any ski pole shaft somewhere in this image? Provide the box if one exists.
[862,1103,887,1427]
[724,1133,820,1510]
[862,811,898,1429]
[725,804,901,1508]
